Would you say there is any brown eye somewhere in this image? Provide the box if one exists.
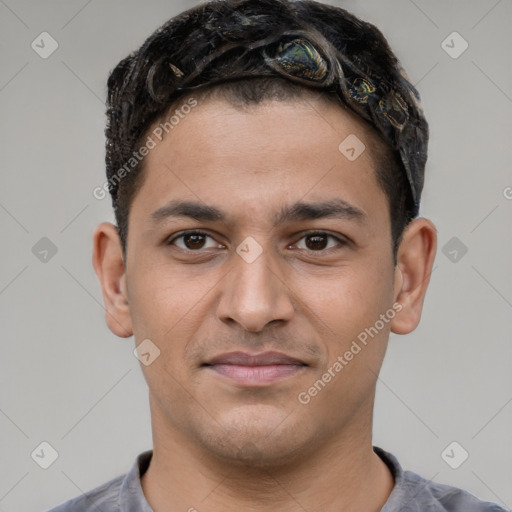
[168,231,220,251]
[305,234,329,250]
[183,233,207,250]
[294,231,346,252]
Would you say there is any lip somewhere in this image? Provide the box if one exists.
[203,351,307,386]
[205,351,306,366]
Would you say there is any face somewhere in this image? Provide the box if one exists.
[95,94,433,468]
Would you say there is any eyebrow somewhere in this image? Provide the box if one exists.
[150,198,366,226]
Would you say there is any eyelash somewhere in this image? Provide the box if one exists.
[166,230,348,253]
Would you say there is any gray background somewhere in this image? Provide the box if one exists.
[1,0,511,510]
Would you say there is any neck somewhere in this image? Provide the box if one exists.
[141,398,395,511]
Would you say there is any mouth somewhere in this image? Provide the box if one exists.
[202,351,308,387]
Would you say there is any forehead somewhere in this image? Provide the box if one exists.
[130,96,388,227]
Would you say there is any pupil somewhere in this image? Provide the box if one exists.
[306,235,327,250]
[185,234,205,249]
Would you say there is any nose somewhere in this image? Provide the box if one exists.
[216,244,295,333]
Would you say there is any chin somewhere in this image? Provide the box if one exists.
[207,435,306,469]
[193,405,313,468]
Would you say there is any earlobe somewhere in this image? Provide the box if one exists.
[92,222,133,338]
[390,218,437,335]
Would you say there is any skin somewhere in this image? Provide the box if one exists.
[93,94,437,512]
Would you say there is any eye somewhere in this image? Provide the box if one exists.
[168,231,224,251]
[167,230,348,253]
[293,231,347,251]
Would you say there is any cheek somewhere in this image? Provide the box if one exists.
[305,262,393,333]
[298,269,393,418]
[300,261,395,392]
[127,266,215,404]
[127,260,217,344]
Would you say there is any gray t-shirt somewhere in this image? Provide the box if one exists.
[46,446,506,511]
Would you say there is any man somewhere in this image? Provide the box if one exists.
[47,0,506,510]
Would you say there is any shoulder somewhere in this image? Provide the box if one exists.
[44,473,125,512]
[375,446,507,512]
[401,469,507,512]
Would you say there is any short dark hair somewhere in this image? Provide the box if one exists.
[105,0,428,262]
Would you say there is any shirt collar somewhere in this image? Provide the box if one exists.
[119,450,153,512]
[118,446,414,511]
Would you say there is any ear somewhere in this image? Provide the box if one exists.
[92,222,133,338]
[390,217,437,335]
